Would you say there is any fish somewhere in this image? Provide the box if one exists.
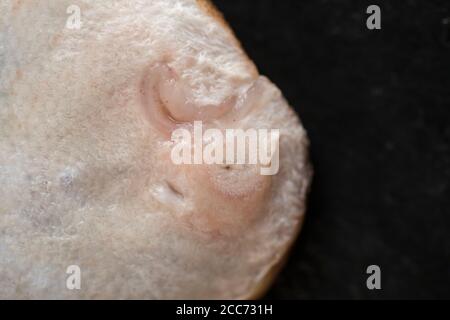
[0,0,312,299]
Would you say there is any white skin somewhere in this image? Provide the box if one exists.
[0,0,311,299]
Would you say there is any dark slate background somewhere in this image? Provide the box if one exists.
[213,0,450,299]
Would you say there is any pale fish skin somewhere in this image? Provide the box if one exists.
[0,0,312,299]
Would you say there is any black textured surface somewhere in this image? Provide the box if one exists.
[213,0,450,299]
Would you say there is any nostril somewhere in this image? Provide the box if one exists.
[141,63,179,136]
[151,180,186,208]
[141,62,236,138]
[166,181,184,199]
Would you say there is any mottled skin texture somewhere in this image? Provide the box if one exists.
[0,0,311,299]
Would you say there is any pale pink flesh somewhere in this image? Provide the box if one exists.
[0,0,311,299]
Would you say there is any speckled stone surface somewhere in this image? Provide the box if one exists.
[214,0,450,299]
